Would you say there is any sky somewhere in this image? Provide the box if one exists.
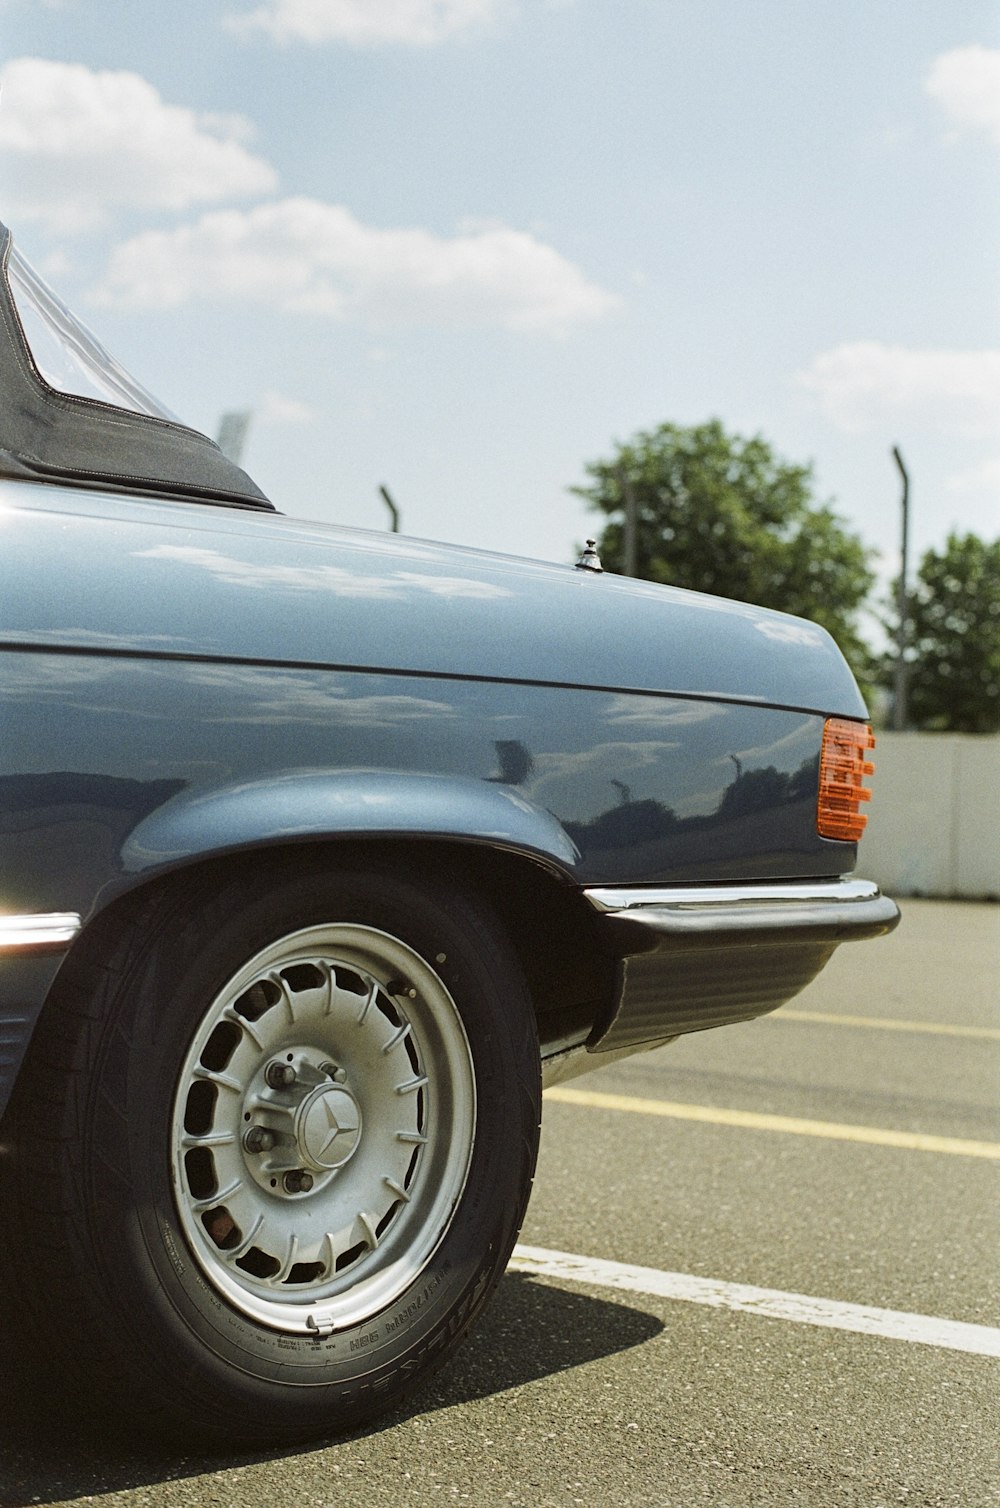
[1,0,997,614]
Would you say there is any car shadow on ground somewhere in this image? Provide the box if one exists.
[0,1271,664,1505]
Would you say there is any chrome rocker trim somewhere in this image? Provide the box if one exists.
[578,877,899,1059]
[0,912,82,952]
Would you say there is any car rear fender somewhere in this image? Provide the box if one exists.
[119,768,581,881]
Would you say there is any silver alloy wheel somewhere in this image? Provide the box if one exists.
[170,923,476,1335]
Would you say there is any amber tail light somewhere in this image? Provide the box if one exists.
[817,717,876,842]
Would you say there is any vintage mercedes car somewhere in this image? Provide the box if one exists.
[0,220,898,1445]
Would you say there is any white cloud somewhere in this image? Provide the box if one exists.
[226,0,502,46]
[797,343,1000,438]
[925,45,1000,147]
[0,58,277,232]
[93,198,620,335]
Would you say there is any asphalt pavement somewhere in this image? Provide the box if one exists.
[2,898,998,1508]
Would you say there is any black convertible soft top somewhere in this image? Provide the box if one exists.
[0,223,273,510]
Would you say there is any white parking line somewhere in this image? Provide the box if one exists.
[509,1245,1000,1359]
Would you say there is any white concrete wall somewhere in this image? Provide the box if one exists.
[857,733,1000,900]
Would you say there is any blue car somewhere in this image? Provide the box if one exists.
[0,221,898,1445]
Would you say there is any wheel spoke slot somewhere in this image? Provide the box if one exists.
[281,963,326,994]
[202,1206,241,1250]
[334,1239,368,1274]
[184,1146,217,1201]
[236,1247,281,1280]
[333,967,369,997]
[376,995,402,1028]
[199,1020,241,1073]
[234,979,281,1022]
[375,1199,402,1237]
[184,1079,217,1136]
[285,1262,325,1285]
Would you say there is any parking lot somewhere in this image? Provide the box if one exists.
[2,898,997,1508]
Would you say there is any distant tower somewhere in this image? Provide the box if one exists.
[217,410,253,464]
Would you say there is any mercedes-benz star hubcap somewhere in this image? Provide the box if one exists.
[296,1082,362,1172]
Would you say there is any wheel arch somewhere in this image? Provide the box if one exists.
[119,768,582,878]
[1,771,609,1124]
[66,833,613,1064]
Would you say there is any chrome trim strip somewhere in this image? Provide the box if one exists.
[0,912,82,949]
[583,878,881,914]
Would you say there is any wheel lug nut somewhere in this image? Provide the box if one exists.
[266,1060,296,1089]
[283,1169,314,1195]
[243,1125,276,1154]
[321,1061,346,1083]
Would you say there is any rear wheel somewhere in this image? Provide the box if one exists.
[4,859,541,1445]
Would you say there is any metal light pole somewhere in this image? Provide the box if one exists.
[892,446,910,731]
[379,484,400,533]
[619,466,638,577]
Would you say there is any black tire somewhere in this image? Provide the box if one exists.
[2,857,541,1446]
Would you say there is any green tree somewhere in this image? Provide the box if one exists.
[573,419,875,676]
[892,533,1000,733]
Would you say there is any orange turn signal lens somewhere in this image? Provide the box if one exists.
[817,717,875,842]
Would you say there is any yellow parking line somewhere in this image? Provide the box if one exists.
[776,1008,1000,1042]
[544,1085,1000,1160]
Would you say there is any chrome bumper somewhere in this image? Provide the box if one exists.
[581,877,899,1056]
